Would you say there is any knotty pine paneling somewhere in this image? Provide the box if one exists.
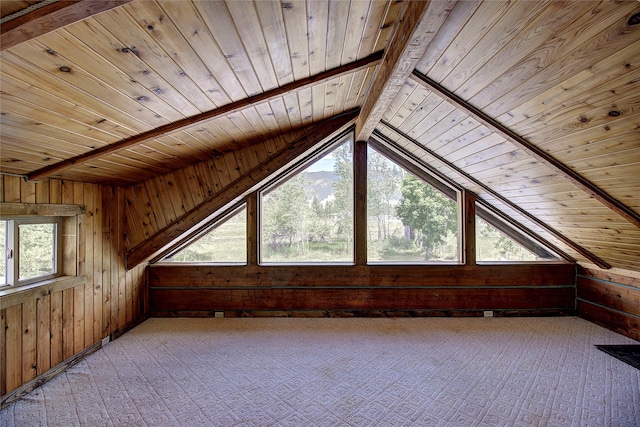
[0,177,146,400]
[149,264,576,316]
[123,129,302,251]
[577,265,640,341]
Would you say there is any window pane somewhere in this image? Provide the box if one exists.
[367,148,459,262]
[0,221,6,285]
[476,215,559,262]
[261,140,354,263]
[18,223,56,280]
[166,207,247,263]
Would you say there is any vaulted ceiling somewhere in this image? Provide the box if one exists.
[1,0,639,271]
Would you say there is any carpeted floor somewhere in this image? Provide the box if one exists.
[2,317,639,426]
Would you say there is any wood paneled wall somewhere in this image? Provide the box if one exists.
[149,263,576,317]
[0,176,145,403]
[577,265,640,341]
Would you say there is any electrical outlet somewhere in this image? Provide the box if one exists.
[483,310,494,318]
[102,336,110,346]
[214,311,224,318]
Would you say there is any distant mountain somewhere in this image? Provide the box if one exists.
[304,170,338,203]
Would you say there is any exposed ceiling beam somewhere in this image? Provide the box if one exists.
[374,125,610,269]
[356,0,457,142]
[126,109,359,269]
[26,51,383,183]
[410,70,640,230]
[1,0,133,51]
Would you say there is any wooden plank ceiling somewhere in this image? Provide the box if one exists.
[1,0,639,272]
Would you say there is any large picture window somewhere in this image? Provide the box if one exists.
[260,136,354,263]
[162,205,247,264]
[1,217,61,287]
[367,147,459,263]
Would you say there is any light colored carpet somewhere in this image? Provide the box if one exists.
[2,317,639,426]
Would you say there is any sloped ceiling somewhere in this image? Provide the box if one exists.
[1,0,639,272]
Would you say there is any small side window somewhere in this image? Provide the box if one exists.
[1,217,62,287]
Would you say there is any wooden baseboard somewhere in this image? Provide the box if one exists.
[151,308,576,318]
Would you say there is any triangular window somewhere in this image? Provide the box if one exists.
[367,147,459,263]
[163,205,247,263]
[475,204,561,262]
[260,135,353,263]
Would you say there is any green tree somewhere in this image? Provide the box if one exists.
[367,150,401,241]
[262,174,312,254]
[396,174,457,259]
[331,143,354,251]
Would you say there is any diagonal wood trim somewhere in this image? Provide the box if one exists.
[410,70,640,230]
[26,52,384,183]
[125,110,359,269]
[1,1,133,51]
[374,125,609,269]
[356,0,457,141]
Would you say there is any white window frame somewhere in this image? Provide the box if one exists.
[2,217,62,287]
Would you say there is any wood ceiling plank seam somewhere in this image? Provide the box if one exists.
[253,0,294,86]
[199,119,241,152]
[390,91,451,135]
[181,165,205,208]
[340,0,371,66]
[376,122,611,268]
[522,95,640,145]
[281,0,311,81]
[528,108,640,150]
[0,49,163,131]
[297,87,314,126]
[306,0,329,77]
[85,155,172,178]
[414,0,480,75]
[536,113,640,151]
[0,0,133,52]
[180,126,227,156]
[267,97,294,134]
[0,72,138,140]
[413,109,471,151]
[425,0,514,84]
[441,0,553,95]
[91,7,207,116]
[356,0,388,60]
[160,173,188,220]
[478,1,640,116]
[433,126,498,160]
[157,132,217,162]
[382,80,424,127]
[511,64,640,136]
[400,100,456,142]
[325,0,350,70]
[563,147,640,172]
[448,135,511,167]
[124,0,230,109]
[456,141,529,173]
[453,0,592,100]
[498,39,640,129]
[0,125,102,158]
[253,102,282,136]
[282,90,303,130]
[311,81,327,122]
[411,70,640,229]
[123,184,152,243]
[498,182,589,200]
[372,0,402,54]
[226,110,261,142]
[152,174,179,225]
[343,68,372,110]
[356,0,455,141]
[142,179,168,230]
[123,143,176,165]
[1,43,169,130]
[157,0,243,102]
[222,0,279,93]
[332,74,352,118]
[235,107,268,137]
[323,76,342,119]
[0,93,122,148]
